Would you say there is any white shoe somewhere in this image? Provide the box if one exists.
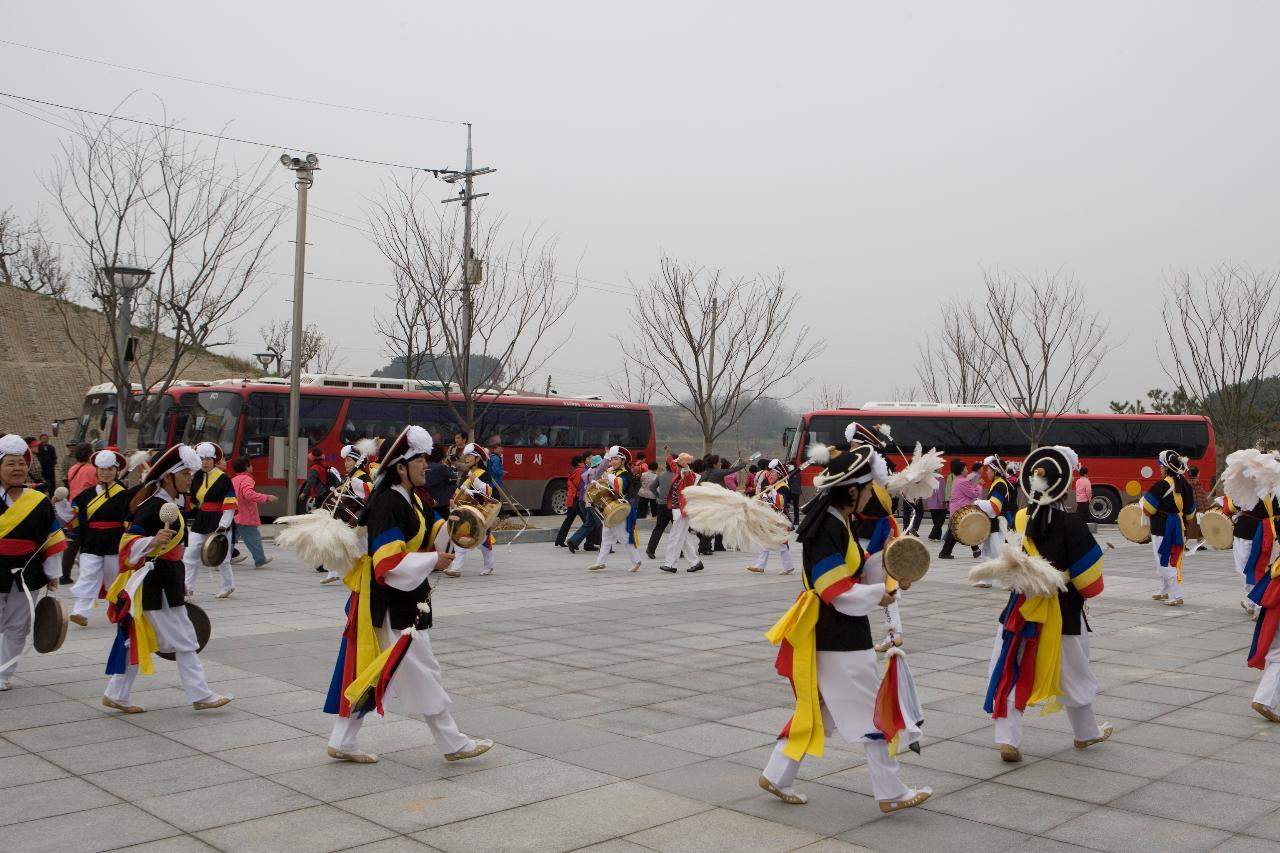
[216,587,235,599]
[231,553,248,565]
[587,564,607,572]
[320,574,340,584]
[0,680,11,691]
[479,568,494,576]
[973,581,992,588]
[780,568,795,575]
[629,562,642,573]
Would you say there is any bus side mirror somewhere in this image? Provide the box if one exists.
[782,427,795,448]
[50,422,59,437]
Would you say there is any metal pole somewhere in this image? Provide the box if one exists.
[116,293,132,455]
[286,163,314,513]
[461,123,474,407]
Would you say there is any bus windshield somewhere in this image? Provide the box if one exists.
[182,390,243,454]
[74,392,116,449]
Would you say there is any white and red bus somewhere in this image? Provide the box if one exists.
[783,404,1216,523]
[130,376,654,515]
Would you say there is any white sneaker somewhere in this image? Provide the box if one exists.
[479,568,494,576]
[216,587,235,599]
[230,553,248,565]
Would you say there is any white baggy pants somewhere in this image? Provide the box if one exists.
[0,590,32,682]
[104,597,217,704]
[453,542,494,574]
[71,552,119,619]
[753,544,795,573]
[1149,535,1184,600]
[1254,645,1280,713]
[986,628,1103,747]
[599,523,640,568]
[664,511,700,569]
[183,532,234,596]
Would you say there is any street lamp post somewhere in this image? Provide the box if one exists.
[279,154,318,513]
[100,265,153,455]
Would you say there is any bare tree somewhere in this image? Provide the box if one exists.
[0,210,69,297]
[1161,265,1280,452]
[46,113,282,432]
[915,309,996,404]
[609,360,659,404]
[810,382,848,410]
[618,257,824,454]
[369,176,577,435]
[259,320,343,374]
[957,271,1113,448]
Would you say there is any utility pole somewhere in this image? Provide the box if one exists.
[280,153,318,512]
[544,375,553,397]
[705,293,718,454]
[440,125,496,430]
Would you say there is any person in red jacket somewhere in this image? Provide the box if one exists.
[660,453,704,573]
[554,455,586,548]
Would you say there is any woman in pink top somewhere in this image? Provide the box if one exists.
[230,456,277,567]
[1074,467,1093,522]
[938,459,983,559]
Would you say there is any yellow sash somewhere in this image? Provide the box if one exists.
[85,483,124,519]
[0,490,45,540]
[765,519,863,761]
[195,468,223,505]
[105,568,160,675]
[1014,510,1064,716]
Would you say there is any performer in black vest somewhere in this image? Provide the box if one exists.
[182,442,238,599]
[327,425,493,764]
[69,449,131,626]
[101,444,231,713]
[758,444,931,813]
[0,434,67,691]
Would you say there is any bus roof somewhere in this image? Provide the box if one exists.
[161,381,652,411]
[806,408,1211,424]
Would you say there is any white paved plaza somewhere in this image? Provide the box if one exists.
[2,527,1278,853]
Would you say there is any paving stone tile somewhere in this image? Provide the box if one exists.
[639,758,775,805]
[818,764,978,799]
[335,777,519,832]
[1114,781,1278,833]
[136,777,319,831]
[0,752,68,787]
[269,755,427,800]
[1213,835,1280,853]
[84,754,254,799]
[726,781,884,835]
[532,780,712,835]
[1111,722,1239,757]
[1242,807,1280,843]
[164,717,312,752]
[996,758,1148,804]
[0,803,179,852]
[213,734,333,774]
[197,803,395,852]
[510,691,631,719]
[1163,759,1280,801]
[4,714,139,751]
[493,719,624,755]
[644,721,775,757]
[1047,806,1232,853]
[897,738,1026,780]
[558,736,705,778]
[413,802,616,853]
[626,806,821,853]
[113,837,221,852]
[40,732,199,774]
[1048,739,1200,777]
[442,756,617,804]
[839,808,1028,853]
[923,779,1093,833]
[0,776,119,826]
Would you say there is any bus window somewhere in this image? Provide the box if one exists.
[241,393,342,456]
[183,390,244,454]
[342,398,412,444]
[527,406,577,448]
[577,409,649,448]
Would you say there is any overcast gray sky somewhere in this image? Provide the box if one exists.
[3,2,1278,411]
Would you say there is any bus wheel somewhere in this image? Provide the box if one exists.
[1088,488,1120,524]
[542,480,568,515]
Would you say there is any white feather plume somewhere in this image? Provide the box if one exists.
[274,510,366,574]
[968,534,1066,597]
[681,483,791,550]
[355,438,379,459]
[807,443,832,467]
[887,443,944,501]
[1223,448,1280,507]
[127,450,151,472]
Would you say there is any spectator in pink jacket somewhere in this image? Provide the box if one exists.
[938,459,983,559]
[230,457,277,567]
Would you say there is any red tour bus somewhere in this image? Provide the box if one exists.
[141,377,654,515]
[783,404,1216,524]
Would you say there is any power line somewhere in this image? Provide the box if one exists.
[0,90,450,172]
[0,38,468,127]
